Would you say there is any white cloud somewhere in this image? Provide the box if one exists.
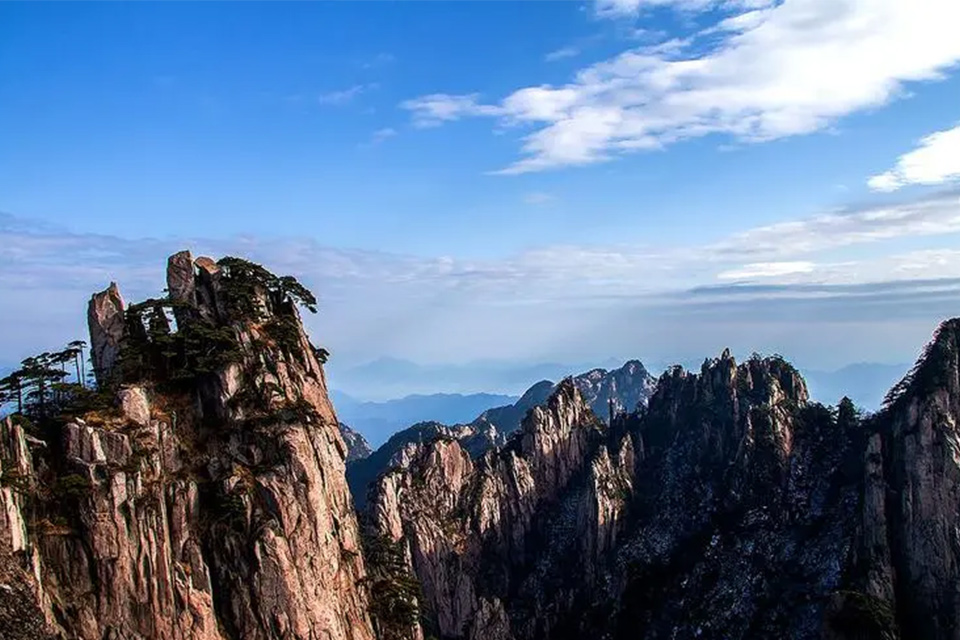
[403,0,960,173]
[4,190,960,373]
[868,122,960,191]
[594,0,644,17]
[713,191,960,259]
[371,127,397,144]
[717,261,815,279]
[399,94,503,128]
[545,46,581,62]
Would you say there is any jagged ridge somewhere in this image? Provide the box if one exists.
[368,328,960,640]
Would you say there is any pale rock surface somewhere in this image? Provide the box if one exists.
[87,282,125,386]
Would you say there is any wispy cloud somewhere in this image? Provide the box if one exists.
[402,0,960,173]
[371,127,397,143]
[400,94,502,128]
[711,191,960,260]
[868,122,960,192]
[545,46,580,62]
[318,83,379,106]
[359,127,398,148]
[594,0,775,19]
[717,261,815,280]
[3,189,959,370]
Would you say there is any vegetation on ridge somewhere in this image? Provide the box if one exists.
[114,256,322,390]
[882,318,959,410]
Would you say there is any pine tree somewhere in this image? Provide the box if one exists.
[0,371,24,414]
[67,340,87,387]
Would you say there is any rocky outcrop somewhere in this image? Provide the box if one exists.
[473,380,555,436]
[368,380,608,640]
[474,361,656,438]
[350,362,656,512]
[0,417,49,640]
[368,337,960,640]
[572,359,656,421]
[866,319,960,639]
[348,420,506,510]
[340,423,373,462]
[167,250,198,327]
[1,253,376,640]
[87,282,125,386]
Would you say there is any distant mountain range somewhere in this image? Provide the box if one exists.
[325,356,628,399]
[330,389,517,448]
[802,362,909,410]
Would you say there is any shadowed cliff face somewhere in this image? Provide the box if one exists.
[871,319,960,640]
[0,251,376,640]
[367,325,960,640]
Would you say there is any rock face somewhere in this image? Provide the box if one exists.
[350,361,656,511]
[368,380,608,640]
[1,253,376,640]
[348,421,505,509]
[866,319,960,640]
[340,422,373,462]
[367,326,960,640]
[570,359,657,421]
[87,281,125,386]
[475,361,656,437]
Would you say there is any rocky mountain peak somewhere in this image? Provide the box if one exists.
[340,422,374,462]
[367,341,949,640]
[2,251,376,640]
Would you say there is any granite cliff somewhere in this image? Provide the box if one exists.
[0,252,376,640]
[349,361,655,509]
[367,321,960,640]
[340,422,373,462]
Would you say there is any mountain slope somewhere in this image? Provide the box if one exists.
[348,360,656,509]
[331,390,517,447]
[0,252,376,640]
[340,422,373,462]
[367,322,960,640]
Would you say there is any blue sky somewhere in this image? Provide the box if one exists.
[2,0,960,393]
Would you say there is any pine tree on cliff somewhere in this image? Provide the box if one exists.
[18,353,69,420]
[67,340,87,387]
[0,371,24,414]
